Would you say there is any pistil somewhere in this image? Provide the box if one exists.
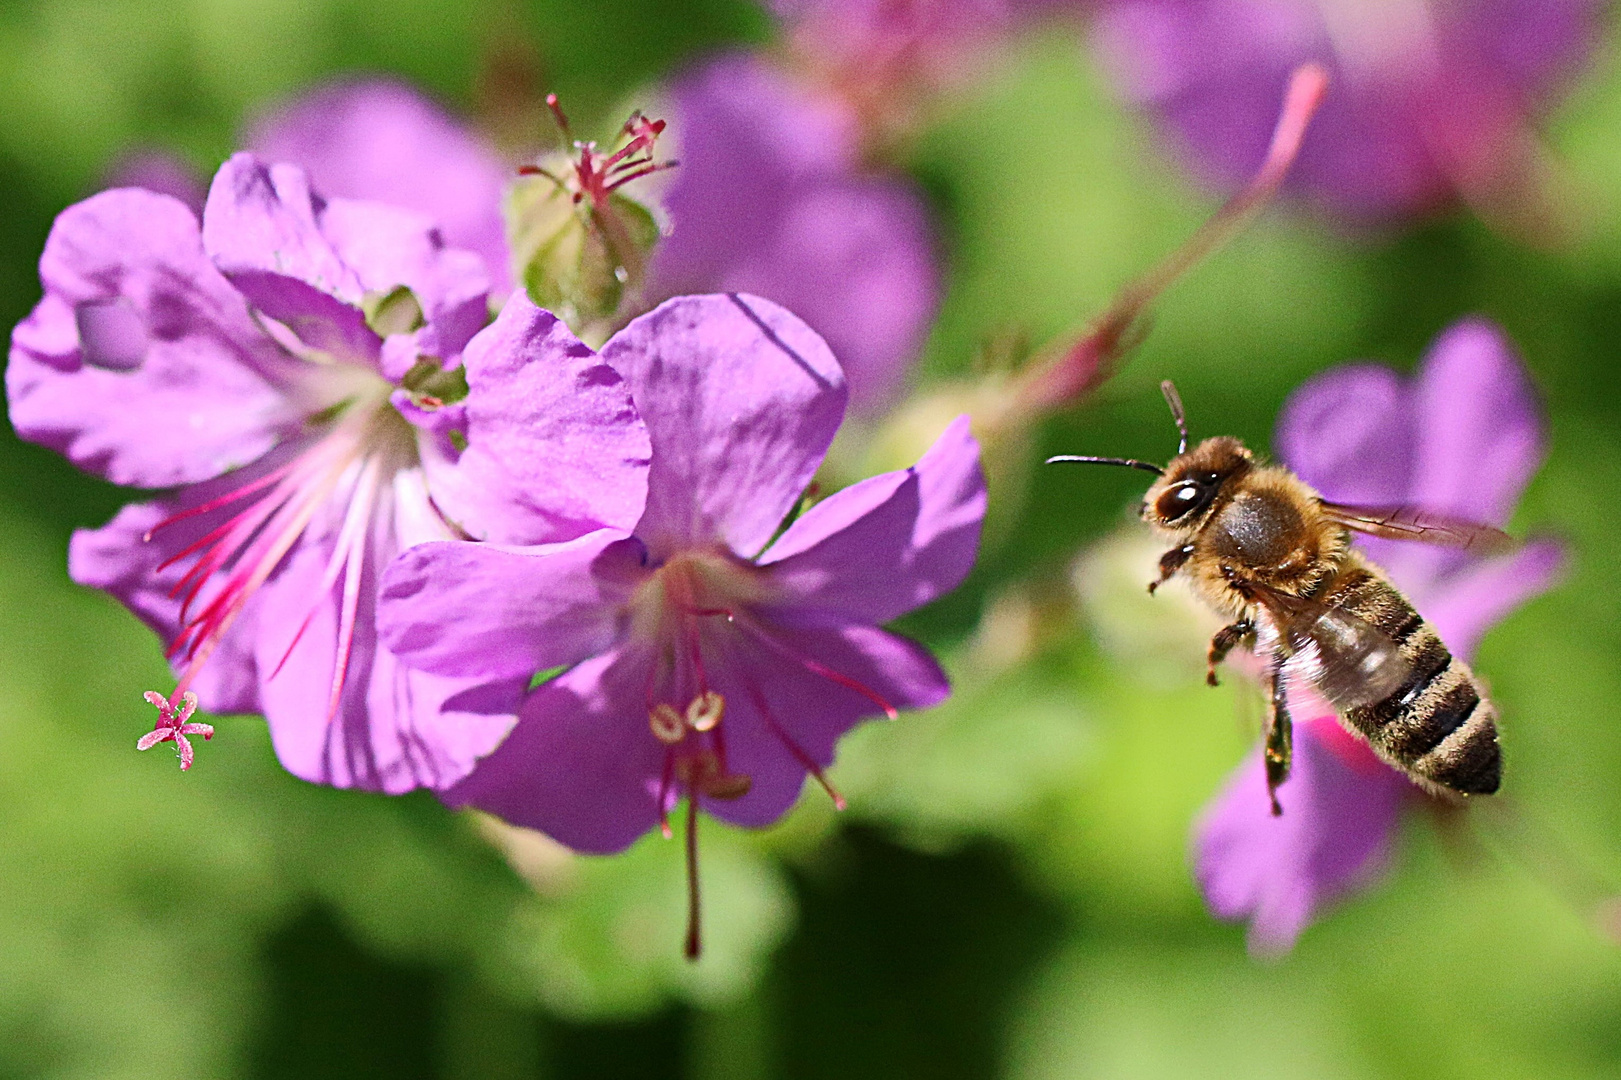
[523,95,676,211]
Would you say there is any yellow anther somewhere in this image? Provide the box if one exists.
[649,703,685,744]
[686,690,725,732]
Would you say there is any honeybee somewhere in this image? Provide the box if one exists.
[1052,382,1517,814]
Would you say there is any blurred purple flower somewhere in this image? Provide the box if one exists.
[771,0,1076,137]
[7,153,650,791]
[105,150,207,214]
[649,55,939,412]
[1194,317,1564,955]
[87,71,940,410]
[773,0,1052,81]
[97,81,515,295]
[246,79,515,297]
[1093,0,1603,221]
[378,293,985,859]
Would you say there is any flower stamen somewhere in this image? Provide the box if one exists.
[737,618,898,720]
[520,94,676,210]
[144,394,409,719]
[649,703,686,744]
[686,690,724,732]
[657,749,676,839]
[737,672,847,811]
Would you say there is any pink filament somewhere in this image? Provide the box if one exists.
[149,422,381,710]
[657,749,676,840]
[143,460,296,541]
[737,667,847,812]
[736,618,898,720]
[1016,62,1330,412]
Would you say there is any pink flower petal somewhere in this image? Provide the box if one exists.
[246,79,513,296]
[6,189,298,488]
[378,529,646,680]
[430,293,651,545]
[760,414,986,625]
[201,154,378,363]
[600,293,847,559]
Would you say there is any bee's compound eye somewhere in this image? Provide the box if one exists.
[1155,474,1217,523]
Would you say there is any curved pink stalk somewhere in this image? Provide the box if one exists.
[1016,62,1330,412]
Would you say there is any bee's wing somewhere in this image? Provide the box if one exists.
[1319,502,1516,555]
[1245,581,1411,712]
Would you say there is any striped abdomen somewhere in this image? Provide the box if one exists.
[1315,556,1501,796]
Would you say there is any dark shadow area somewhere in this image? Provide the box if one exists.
[540,1008,690,1080]
[246,905,443,1080]
[774,826,1067,1080]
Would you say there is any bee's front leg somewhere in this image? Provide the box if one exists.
[1148,544,1196,594]
[1205,618,1255,687]
[1264,652,1293,817]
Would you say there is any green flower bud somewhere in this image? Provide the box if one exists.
[506,98,672,345]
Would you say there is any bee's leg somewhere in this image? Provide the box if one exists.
[1205,618,1255,687]
[1148,544,1196,594]
[1264,654,1293,817]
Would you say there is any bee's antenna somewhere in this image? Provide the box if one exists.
[1045,455,1165,476]
[1161,380,1189,455]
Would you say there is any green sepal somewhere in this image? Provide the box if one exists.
[504,170,661,334]
[362,284,426,337]
[399,357,470,405]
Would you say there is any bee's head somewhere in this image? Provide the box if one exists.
[1045,380,1250,532]
[1140,436,1253,533]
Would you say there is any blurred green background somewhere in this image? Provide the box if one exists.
[3,1,1621,1077]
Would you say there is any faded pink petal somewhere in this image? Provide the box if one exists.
[174,730,196,770]
[1195,717,1408,957]
[135,729,171,752]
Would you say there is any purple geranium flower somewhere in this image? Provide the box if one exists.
[241,70,938,413]
[648,55,940,413]
[377,292,985,954]
[246,79,515,297]
[1093,0,1602,221]
[7,152,650,789]
[1194,317,1564,956]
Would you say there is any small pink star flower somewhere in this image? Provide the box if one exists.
[137,690,214,771]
